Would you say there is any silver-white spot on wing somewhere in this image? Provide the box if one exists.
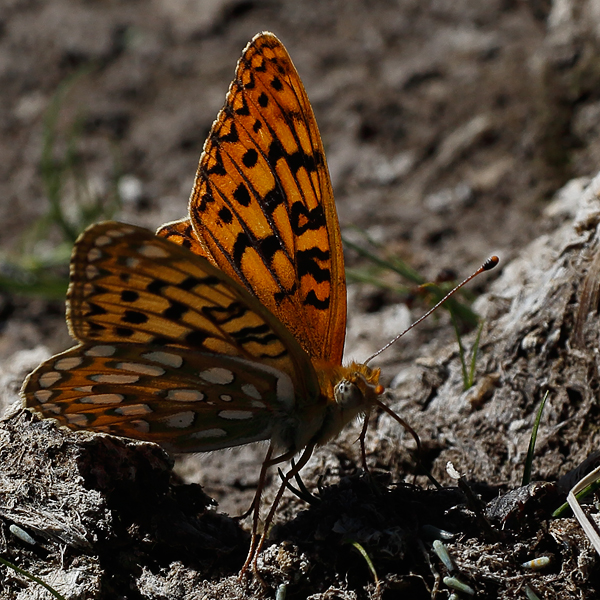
[131,420,150,433]
[87,248,103,262]
[166,389,205,402]
[39,372,61,388]
[241,383,262,400]
[73,386,94,393]
[218,410,253,420]
[66,413,89,426]
[85,265,100,280]
[161,411,195,429]
[54,357,84,370]
[94,235,112,247]
[116,362,165,376]
[138,243,169,258]
[142,351,183,368]
[105,227,133,238]
[79,394,124,405]
[199,367,235,385]
[86,345,117,357]
[115,404,152,416]
[219,357,295,410]
[34,390,53,403]
[91,373,140,384]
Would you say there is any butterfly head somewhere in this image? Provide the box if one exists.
[334,363,383,411]
[311,362,383,447]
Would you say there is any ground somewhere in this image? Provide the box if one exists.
[1,0,600,598]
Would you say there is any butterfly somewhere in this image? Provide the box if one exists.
[21,31,389,573]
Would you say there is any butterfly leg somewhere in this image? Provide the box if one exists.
[359,410,387,498]
[245,444,276,563]
[358,411,371,475]
[248,443,317,576]
[235,445,274,522]
[239,443,317,578]
[239,444,296,579]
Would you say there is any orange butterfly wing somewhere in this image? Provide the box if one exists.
[22,33,371,457]
[158,32,346,365]
[157,218,211,260]
[65,222,316,386]
[22,222,324,451]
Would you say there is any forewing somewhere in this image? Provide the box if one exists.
[65,221,318,393]
[159,32,346,364]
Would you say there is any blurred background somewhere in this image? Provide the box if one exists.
[4,0,600,347]
[2,0,600,509]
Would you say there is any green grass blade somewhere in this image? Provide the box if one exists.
[467,320,485,387]
[0,555,67,600]
[343,235,423,284]
[450,311,469,389]
[522,391,549,486]
[552,475,600,518]
[348,540,379,588]
[343,235,479,328]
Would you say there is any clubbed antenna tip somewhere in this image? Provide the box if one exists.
[364,256,500,365]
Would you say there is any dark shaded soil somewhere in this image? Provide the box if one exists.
[2,1,600,598]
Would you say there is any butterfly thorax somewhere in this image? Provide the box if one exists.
[306,361,383,445]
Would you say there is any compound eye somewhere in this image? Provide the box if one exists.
[334,379,364,409]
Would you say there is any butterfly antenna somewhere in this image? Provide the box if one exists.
[364,256,499,365]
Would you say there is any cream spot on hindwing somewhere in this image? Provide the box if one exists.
[199,367,234,385]
[218,410,253,420]
[54,357,83,370]
[87,248,103,262]
[94,235,112,247]
[220,394,233,402]
[131,420,150,433]
[241,384,261,400]
[142,351,183,368]
[105,227,133,238]
[126,257,140,269]
[85,265,100,280]
[38,372,61,388]
[137,243,169,258]
[79,394,124,405]
[66,414,89,426]
[91,373,140,384]
[166,389,205,402]
[116,362,165,376]
[34,390,53,403]
[73,386,94,393]
[115,404,152,416]
[160,411,195,429]
[85,345,116,357]
[219,357,294,409]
